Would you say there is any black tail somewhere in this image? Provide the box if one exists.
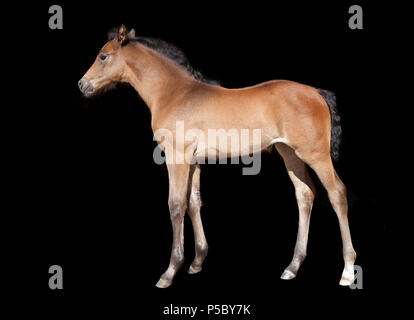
[317,89,342,161]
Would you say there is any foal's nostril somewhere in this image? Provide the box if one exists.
[78,79,83,90]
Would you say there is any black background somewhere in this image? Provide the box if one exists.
[7,0,389,317]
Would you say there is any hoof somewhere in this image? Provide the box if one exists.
[188,265,202,274]
[155,277,172,289]
[339,278,354,286]
[280,269,296,280]
[339,273,354,286]
[339,271,355,286]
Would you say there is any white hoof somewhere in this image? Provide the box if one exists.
[280,269,296,280]
[155,277,172,288]
[339,271,354,286]
[188,265,202,274]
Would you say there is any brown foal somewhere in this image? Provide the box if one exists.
[79,25,356,288]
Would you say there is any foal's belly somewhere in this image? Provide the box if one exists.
[192,129,284,160]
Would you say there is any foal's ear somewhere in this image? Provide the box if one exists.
[127,28,136,39]
[117,24,129,45]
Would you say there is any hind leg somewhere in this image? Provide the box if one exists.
[276,143,316,280]
[299,150,357,286]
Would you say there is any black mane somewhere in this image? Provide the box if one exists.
[108,29,219,85]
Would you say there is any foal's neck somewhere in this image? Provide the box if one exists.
[121,43,197,114]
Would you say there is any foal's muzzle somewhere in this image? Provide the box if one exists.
[78,77,93,95]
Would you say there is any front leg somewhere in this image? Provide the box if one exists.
[187,164,208,274]
[156,163,190,288]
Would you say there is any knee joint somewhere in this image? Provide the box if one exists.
[168,201,185,220]
[189,189,201,207]
[296,187,314,204]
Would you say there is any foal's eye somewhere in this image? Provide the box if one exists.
[99,54,108,61]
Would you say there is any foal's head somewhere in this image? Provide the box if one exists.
[78,25,135,96]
